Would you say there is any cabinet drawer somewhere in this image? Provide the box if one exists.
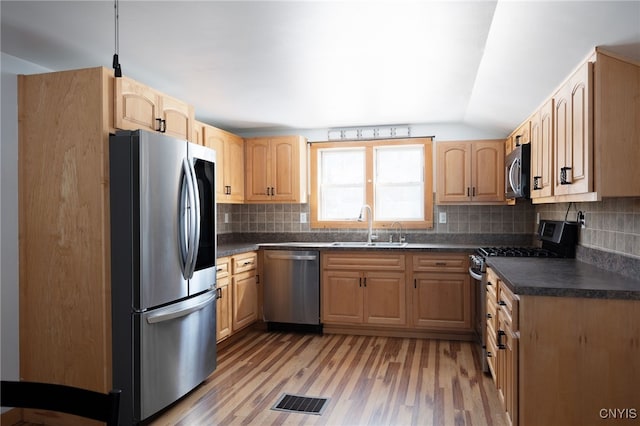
[486,333,498,381]
[486,268,498,301]
[216,257,231,278]
[412,254,468,273]
[498,282,519,329]
[232,252,258,274]
[323,253,405,271]
[486,296,498,332]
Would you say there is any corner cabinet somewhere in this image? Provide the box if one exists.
[115,75,195,142]
[245,135,308,203]
[436,140,505,204]
[203,124,245,203]
[322,253,406,327]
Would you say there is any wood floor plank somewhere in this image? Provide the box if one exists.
[149,330,507,426]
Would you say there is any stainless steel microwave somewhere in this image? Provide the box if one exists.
[505,143,531,199]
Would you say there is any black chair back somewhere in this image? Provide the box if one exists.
[1,380,121,426]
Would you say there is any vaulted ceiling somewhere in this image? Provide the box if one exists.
[2,1,639,137]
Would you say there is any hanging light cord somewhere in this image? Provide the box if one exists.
[112,0,122,77]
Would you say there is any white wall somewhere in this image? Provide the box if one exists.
[1,53,50,404]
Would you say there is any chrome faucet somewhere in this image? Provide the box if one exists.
[358,204,376,244]
[390,221,404,243]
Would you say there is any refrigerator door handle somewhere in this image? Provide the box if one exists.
[179,158,197,279]
[186,158,201,279]
[146,292,216,324]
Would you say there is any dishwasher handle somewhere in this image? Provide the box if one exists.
[266,254,317,261]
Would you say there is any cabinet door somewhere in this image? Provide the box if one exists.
[245,138,271,201]
[114,76,161,132]
[160,93,194,142]
[411,272,472,330]
[216,278,232,342]
[322,270,363,324]
[554,61,593,196]
[530,99,554,199]
[232,271,258,332]
[271,137,299,202]
[436,142,472,203]
[225,133,245,203]
[203,125,228,201]
[363,271,406,326]
[472,141,504,202]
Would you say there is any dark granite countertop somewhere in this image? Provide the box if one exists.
[485,257,640,300]
[258,242,477,252]
[218,241,478,257]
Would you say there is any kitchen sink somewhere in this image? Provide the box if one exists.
[331,241,408,248]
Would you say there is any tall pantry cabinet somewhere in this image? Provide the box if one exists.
[18,66,114,414]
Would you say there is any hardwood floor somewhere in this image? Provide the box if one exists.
[150,329,507,426]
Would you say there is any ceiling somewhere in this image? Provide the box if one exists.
[2,1,639,137]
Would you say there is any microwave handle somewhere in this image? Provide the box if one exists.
[508,157,520,193]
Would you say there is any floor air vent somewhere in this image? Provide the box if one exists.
[271,393,329,415]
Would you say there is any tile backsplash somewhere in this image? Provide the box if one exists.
[535,198,640,259]
[217,199,536,242]
[219,197,640,259]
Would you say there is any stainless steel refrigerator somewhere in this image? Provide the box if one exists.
[109,129,217,424]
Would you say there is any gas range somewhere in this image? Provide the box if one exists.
[470,219,578,374]
[469,220,579,275]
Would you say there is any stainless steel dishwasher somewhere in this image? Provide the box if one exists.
[263,249,321,332]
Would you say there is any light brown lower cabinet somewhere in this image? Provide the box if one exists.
[410,254,473,331]
[216,252,258,342]
[215,257,232,342]
[486,266,640,426]
[321,252,473,338]
[231,252,259,333]
[322,253,406,326]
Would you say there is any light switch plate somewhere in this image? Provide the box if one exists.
[439,212,447,224]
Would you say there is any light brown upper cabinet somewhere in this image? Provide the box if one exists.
[553,60,593,197]
[529,99,554,200]
[115,75,194,142]
[203,124,245,203]
[518,48,640,203]
[245,135,308,203]
[506,120,531,156]
[436,140,505,204]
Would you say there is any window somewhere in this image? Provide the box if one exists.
[310,138,433,229]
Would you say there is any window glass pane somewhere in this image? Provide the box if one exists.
[375,184,424,220]
[321,149,365,184]
[318,148,365,221]
[321,187,364,220]
[375,146,423,183]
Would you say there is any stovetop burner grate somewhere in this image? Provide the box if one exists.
[478,247,560,258]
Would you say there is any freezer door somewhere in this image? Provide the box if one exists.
[136,291,217,421]
[138,131,189,308]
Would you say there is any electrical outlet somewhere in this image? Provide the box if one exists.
[439,212,447,224]
[536,212,540,224]
[300,212,307,223]
[578,211,586,229]
[224,213,230,223]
